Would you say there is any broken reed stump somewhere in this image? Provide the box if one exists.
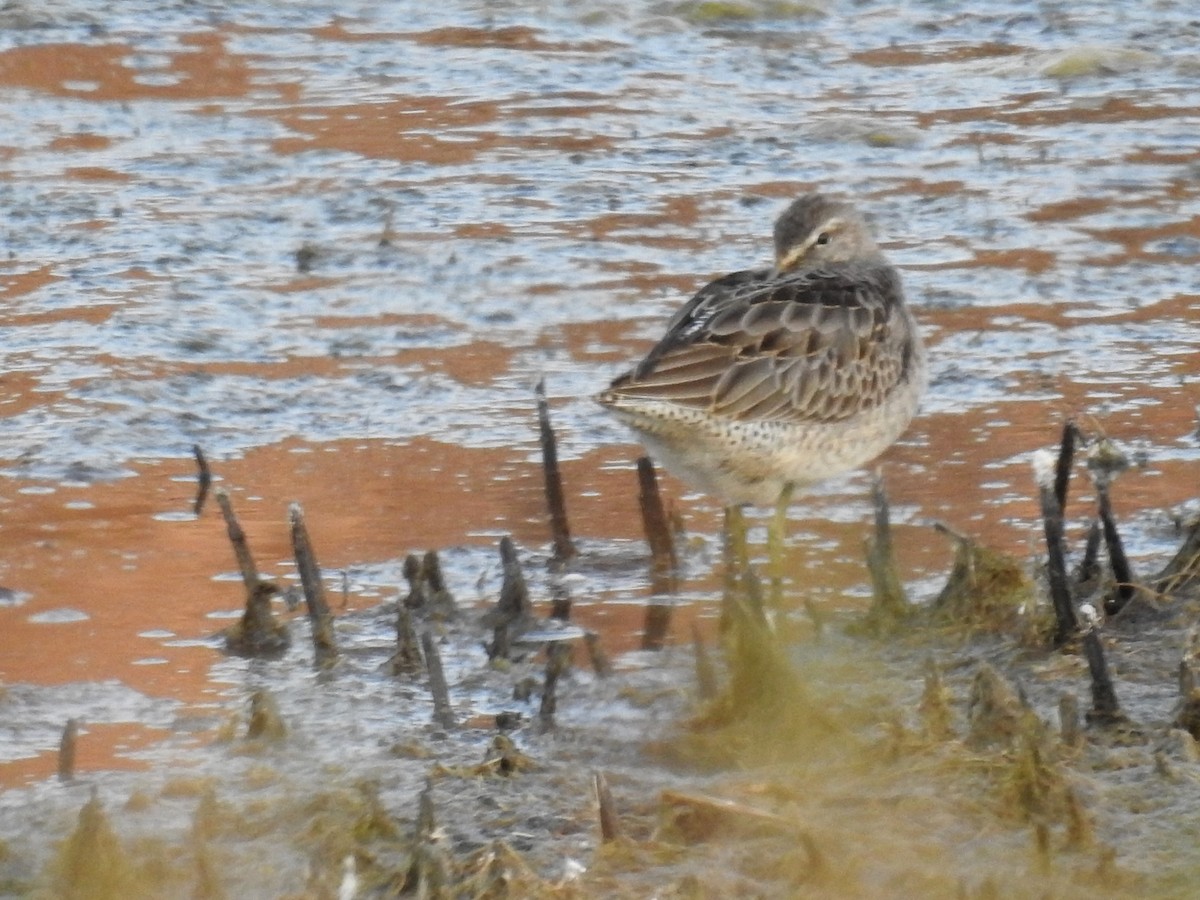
[539,643,571,727]
[1096,481,1137,616]
[919,661,954,741]
[58,718,78,781]
[1052,420,1078,514]
[479,733,536,776]
[1059,693,1083,750]
[485,536,533,661]
[583,631,613,678]
[550,580,571,621]
[224,582,291,657]
[867,474,907,615]
[640,455,682,646]
[192,444,212,516]
[593,771,621,842]
[1174,642,1200,739]
[859,474,909,634]
[1036,468,1079,647]
[536,379,576,566]
[1075,519,1103,591]
[400,550,458,620]
[289,503,338,666]
[421,550,457,619]
[408,780,452,894]
[636,456,677,588]
[417,774,435,834]
[1081,628,1128,729]
[634,466,679,644]
[391,607,424,675]
[215,489,263,593]
[422,631,456,728]
[1081,435,1144,616]
[498,535,531,622]
[402,554,427,610]
[215,490,290,656]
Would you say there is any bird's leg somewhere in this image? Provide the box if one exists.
[720,504,749,635]
[768,481,795,609]
[725,505,749,572]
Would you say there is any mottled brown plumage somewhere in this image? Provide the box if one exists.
[597,194,925,507]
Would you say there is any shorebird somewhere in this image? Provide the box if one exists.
[597,194,926,559]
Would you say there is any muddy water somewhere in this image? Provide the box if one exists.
[0,0,1197,892]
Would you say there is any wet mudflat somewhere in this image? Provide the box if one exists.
[0,0,1198,896]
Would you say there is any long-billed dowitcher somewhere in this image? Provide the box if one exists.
[597,194,926,513]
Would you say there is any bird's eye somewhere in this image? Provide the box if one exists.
[815,232,831,246]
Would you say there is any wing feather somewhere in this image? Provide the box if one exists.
[606,262,917,426]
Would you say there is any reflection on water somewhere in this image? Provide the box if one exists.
[0,0,1196,803]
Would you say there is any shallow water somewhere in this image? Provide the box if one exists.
[0,0,1197,890]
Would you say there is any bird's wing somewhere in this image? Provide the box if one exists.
[631,267,771,379]
[608,264,917,425]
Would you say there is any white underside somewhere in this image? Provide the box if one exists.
[608,366,926,508]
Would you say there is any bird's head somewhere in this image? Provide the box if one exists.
[772,194,882,273]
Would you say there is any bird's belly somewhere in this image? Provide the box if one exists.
[608,385,921,508]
